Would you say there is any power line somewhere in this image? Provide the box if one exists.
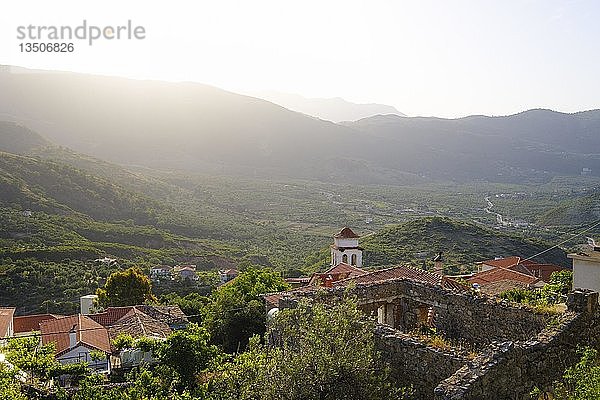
[521,218,600,263]
[503,218,600,270]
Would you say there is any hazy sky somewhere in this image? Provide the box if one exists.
[2,0,599,118]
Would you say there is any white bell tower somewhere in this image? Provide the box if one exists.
[331,227,363,268]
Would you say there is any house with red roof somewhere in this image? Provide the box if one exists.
[472,256,568,294]
[13,314,63,336]
[219,268,239,284]
[477,256,566,282]
[40,314,112,372]
[467,267,545,296]
[308,262,367,287]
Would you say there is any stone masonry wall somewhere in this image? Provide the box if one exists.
[375,324,468,400]
[278,282,600,399]
[435,290,600,400]
[281,278,550,347]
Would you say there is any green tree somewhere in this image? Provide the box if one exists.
[156,323,220,390]
[534,347,600,400]
[209,298,409,400]
[96,267,156,307]
[203,267,289,353]
[0,366,27,400]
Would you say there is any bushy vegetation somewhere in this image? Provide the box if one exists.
[96,267,156,307]
[532,347,600,400]
[1,294,408,399]
[500,270,573,308]
[202,268,289,353]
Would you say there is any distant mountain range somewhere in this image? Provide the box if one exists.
[1,66,599,184]
[251,91,405,122]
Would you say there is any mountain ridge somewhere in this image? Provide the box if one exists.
[1,66,599,184]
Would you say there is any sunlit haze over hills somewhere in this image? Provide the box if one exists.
[2,0,600,118]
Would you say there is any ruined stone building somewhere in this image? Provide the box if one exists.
[264,229,600,399]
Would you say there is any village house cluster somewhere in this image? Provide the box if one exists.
[149,264,238,284]
[1,299,189,374]
[2,227,600,398]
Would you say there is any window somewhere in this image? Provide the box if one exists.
[351,254,357,266]
[342,254,348,263]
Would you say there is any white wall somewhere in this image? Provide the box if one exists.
[58,345,109,372]
[331,248,362,268]
[333,237,359,248]
[573,259,600,293]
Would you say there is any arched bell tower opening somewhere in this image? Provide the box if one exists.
[331,227,363,268]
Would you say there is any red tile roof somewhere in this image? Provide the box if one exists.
[88,307,133,327]
[221,269,238,275]
[0,308,15,338]
[334,227,359,239]
[108,308,171,342]
[468,267,541,287]
[479,256,566,283]
[13,314,63,334]
[309,263,368,286]
[334,265,467,291]
[40,314,111,355]
[517,264,566,282]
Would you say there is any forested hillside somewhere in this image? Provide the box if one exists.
[538,191,600,226]
[305,217,569,274]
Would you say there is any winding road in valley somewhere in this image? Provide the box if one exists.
[484,196,504,225]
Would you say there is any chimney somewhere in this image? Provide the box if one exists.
[433,252,444,275]
[69,324,77,349]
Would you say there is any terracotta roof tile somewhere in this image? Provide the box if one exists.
[108,308,171,343]
[308,263,367,286]
[13,314,63,334]
[468,267,541,287]
[88,307,133,327]
[334,227,360,239]
[40,314,111,355]
[514,263,566,282]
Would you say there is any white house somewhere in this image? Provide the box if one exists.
[173,265,198,281]
[330,227,363,268]
[569,238,600,296]
[150,265,173,280]
[219,268,238,284]
[40,314,111,372]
